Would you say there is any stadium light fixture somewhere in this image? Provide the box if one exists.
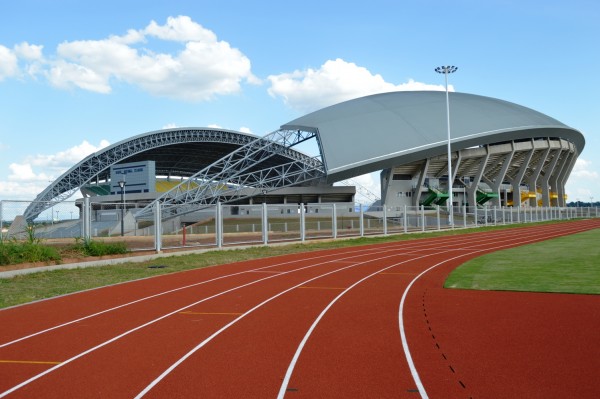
[118,179,126,236]
[435,65,458,226]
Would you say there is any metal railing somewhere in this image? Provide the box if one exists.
[2,199,598,253]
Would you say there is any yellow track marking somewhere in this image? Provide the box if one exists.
[179,311,242,316]
[0,360,61,365]
[248,270,283,273]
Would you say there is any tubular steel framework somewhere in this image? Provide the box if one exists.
[23,128,320,221]
[135,128,326,220]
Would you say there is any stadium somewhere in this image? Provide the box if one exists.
[7,90,585,240]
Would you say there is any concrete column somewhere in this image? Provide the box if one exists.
[488,147,514,207]
[527,142,551,207]
[466,148,490,207]
[540,148,562,207]
[413,159,430,206]
[556,147,577,207]
[510,143,535,208]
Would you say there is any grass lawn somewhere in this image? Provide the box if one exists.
[444,228,600,294]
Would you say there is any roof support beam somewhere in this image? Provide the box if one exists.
[488,142,515,207]
[557,146,578,207]
[540,147,563,207]
[527,140,551,207]
[466,146,490,207]
[413,159,430,206]
[509,141,535,208]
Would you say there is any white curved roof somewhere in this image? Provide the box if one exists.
[281,91,584,181]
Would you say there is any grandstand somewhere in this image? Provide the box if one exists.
[11,91,583,240]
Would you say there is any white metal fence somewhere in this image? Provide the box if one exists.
[1,199,598,252]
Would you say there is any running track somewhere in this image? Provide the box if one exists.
[1,220,599,398]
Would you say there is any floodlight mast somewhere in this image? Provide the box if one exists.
[435,65,458,226]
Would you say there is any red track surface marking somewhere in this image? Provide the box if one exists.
[0,219,598,398]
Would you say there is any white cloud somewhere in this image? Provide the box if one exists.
[239,126,252,134]
[14,42,44,61]
[49,59,112,93]
[570,158,599,179]
[565,158,599,203]
[43,16,257,100]
[162,123,179,129]
[144,16,216,42]
[0,45,19,80]
[0,140,110,199]
[268,58,448,113]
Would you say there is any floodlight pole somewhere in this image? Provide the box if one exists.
[435,65,458,226]
[118,180,126,236]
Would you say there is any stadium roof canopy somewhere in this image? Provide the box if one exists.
[24,128,316,220]
[25,91,585,220]
[283,91,584,182]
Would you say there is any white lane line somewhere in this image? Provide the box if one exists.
[275,248,459,399]
[2,222,585,398]
[0,241,429,398]
[0,241,415,348]
[134,245,443,399]
[276,222,594,398]
[140,225,574,398]
[1,224,513,349]
[397,222,596,398]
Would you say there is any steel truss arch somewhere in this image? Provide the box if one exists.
[23,128,303,221]
[135,128,326,220]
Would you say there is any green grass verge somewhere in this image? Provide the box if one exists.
[444,228,600,294]
[1,232,447,309]
[0,221,593,309]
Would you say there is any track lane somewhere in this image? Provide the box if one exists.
[132,223,593,397]
[273,221,597,397]
[2,236,480,396]
[0,220,597,398]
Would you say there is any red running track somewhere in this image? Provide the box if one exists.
[0,219,599,398]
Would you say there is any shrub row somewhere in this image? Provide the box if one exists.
[0,238,128,266]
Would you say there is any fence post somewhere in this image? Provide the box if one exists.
[421,205,425,232]
[332,203,337,239]
[359,204,364,237]
[404,205,408,233]
[216,202,223,249]
[300,203,306,242]
[153,202,162,252]
[383,206,388,235]
[463,205,467,228]
[82,197,91,241]
[436,205,440,231]
[262,203,268,245]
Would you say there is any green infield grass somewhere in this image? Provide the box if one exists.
[444,228,600,294]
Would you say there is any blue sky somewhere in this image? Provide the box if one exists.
[1,0,599,203]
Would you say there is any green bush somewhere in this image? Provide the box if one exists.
[0,241,61,265]
[75,238,128,257]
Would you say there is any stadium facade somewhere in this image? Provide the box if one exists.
[22,91,584,227]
